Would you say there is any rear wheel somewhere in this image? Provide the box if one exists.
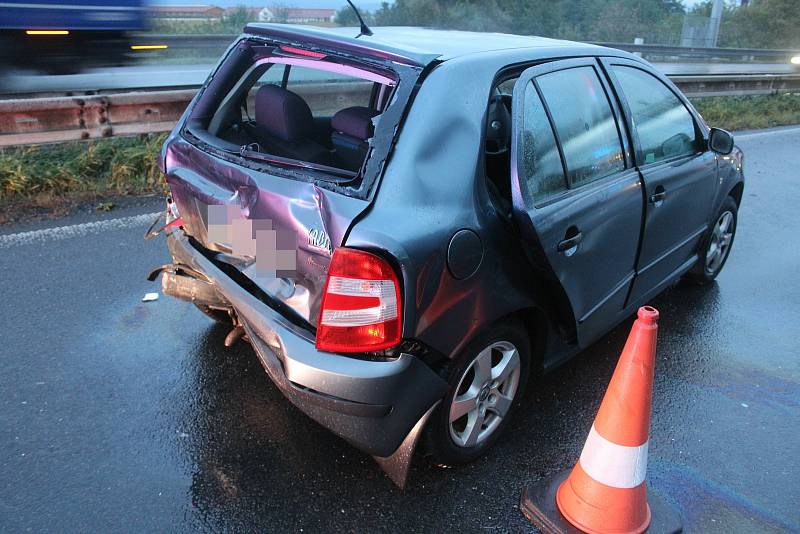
[687,196,738,283]
[426,322,531,466]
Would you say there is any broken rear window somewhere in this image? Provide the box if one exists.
[185,40,398,182]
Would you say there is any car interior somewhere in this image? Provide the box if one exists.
[197,56,538,206]
[204,60,393,175]
[484,78,516,213]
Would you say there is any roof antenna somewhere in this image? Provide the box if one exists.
[345,0,373,38]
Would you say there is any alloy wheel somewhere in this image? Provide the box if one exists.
[706,210,735,274]
[448,340,521,448]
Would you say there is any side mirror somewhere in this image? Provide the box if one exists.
[709,128,734,155]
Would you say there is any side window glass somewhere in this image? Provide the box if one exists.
[255,64,286,88]
[287,67,373,117]
[612,66,698,164]
[242,64,287,120]
[521,82,567,204]
[536,66,625,188]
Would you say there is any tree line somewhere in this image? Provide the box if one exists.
[335,0,800,49]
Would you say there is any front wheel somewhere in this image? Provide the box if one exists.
[687,196,738,283]
[426,322,531,466]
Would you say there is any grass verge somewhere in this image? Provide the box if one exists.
[1,94,799,224]
[0,133,166,224]
[690,93,800,131]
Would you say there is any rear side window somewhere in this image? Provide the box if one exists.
[193,44,397,179]
[287,67,374,116]
[520,84,567,204]
[536,66,625,188]
[611,66,698,164]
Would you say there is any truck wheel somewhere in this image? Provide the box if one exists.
[426,321,530,466]
[687,196,738,284]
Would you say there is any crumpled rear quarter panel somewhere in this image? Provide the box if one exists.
[165,137,368,325]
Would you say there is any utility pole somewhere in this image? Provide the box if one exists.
[707,0,724,47]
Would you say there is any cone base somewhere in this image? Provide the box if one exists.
[520,470,683,534]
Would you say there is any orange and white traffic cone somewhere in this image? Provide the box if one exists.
[520,306,682,534]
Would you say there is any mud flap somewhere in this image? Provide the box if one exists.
[372,401,440,489]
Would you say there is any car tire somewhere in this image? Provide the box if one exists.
[425,321,531,466]
[687,196,738,284]
[194,304,233,324]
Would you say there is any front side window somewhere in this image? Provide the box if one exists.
[612,65,698,165]
[536,66,625,188]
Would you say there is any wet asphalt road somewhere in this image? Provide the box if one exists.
[1,126,799,533]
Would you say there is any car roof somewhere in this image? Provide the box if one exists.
[243,24,604,67]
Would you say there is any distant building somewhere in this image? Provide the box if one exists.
[258,8,336,24]
[150,5,224,21]
[224,6,262,20]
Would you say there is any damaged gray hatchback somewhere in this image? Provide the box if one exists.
[148,24,744,486]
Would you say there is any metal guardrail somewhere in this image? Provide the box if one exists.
[139,33,800,63]
[588,41,800,62]
[670,73,800,98]
[1,73,799,147]
[1,33,796,146]
[0,90,196,146]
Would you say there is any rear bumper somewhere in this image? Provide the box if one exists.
[166,232,447,457]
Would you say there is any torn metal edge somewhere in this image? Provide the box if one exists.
[373,400,439,489]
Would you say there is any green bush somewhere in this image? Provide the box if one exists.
[0,133,166,201]
[691,93,800,131]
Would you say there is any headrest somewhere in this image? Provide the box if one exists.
[331,106,380,141]
[255,85,313,142]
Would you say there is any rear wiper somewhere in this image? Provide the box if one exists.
[239,147,357,183]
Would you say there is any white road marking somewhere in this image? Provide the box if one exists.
[0,212,160,249]
[736,126,800,140]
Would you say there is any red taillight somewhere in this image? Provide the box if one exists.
[316,248,402,353]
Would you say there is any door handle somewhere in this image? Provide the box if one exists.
[557,231,583,254]
[649,186,667,205]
